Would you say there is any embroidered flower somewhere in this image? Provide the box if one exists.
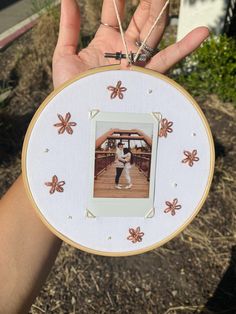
[107,80,127,99]
[182,149,199,167]
[45,175,65,194]
[54,112,77,135]
[164,198,182,216]
[127,226,144,243]
[159,118,173,138]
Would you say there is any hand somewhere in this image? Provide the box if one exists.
[53,0,209,88]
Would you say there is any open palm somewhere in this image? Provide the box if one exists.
[53,0,209,88]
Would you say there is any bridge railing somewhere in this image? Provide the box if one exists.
[94,151,152,181]
[94,152,115,179]
[133,153,151,181]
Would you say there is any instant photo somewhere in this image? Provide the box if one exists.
[87,112,161,217]
[94,121,153,198]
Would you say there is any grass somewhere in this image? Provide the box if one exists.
[31,0,60,17]
[0,81,12,108]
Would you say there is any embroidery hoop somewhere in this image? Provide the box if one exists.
[22,64,215,256]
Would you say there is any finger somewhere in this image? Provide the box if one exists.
[101,0,125,27]
[56,0,80,55]
[126,0,152,39]
[146,26,210,73]
[140,0,169,48]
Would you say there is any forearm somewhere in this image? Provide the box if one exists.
[118,157,126,162]
[0,175,62,314]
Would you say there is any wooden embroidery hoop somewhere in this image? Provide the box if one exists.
[22,65,215,256]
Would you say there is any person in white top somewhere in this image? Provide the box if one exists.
[122,147,133,189]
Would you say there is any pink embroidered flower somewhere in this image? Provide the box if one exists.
[45,175,65,194]
[164,198,182,216]
[54,112,77,134]
[127,226,144,243]
[182,149,199,167]
[159,118,173,138]
[107,80,127,99]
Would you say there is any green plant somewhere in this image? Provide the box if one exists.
[31,0,56,12]
[31,0,60,21]
[173,35,236,103]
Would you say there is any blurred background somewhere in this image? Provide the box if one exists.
[0,1,235,313]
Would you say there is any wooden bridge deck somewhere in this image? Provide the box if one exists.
[94,163,149,198]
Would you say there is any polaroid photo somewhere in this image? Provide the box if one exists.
[87,111,161,217]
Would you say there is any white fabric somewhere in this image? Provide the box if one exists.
[25,69,214,255]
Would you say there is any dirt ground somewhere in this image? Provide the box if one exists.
[0,3,235,314]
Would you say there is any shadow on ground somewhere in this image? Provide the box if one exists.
[0,0,21,11]
[0,112,32,164]
[201,246,236,314]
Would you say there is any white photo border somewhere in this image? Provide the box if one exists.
[87,111,161,217]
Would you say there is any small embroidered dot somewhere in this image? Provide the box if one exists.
[44,148,49,153]
[67,216,72,219]
[108,236,112,240]
[192,132,196,136]
[174,183,178,187]
[148,89,153,94]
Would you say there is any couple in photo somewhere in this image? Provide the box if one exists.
[115,142,133,190]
